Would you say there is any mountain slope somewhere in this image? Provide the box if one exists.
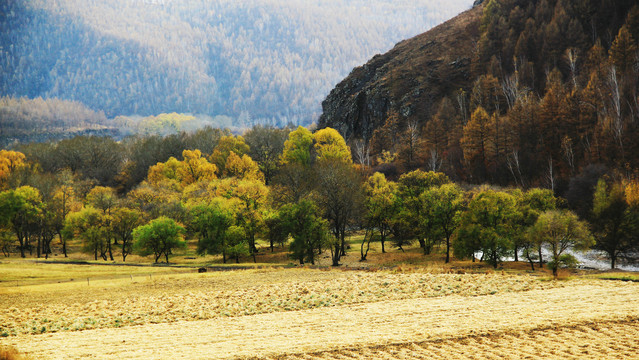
[318,4,482,141]
[318,0,639,192]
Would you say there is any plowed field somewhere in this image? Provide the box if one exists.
[1,266,638,359]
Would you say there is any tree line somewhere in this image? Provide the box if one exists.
[1,126,638,275]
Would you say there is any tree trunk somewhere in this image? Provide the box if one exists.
[538,246,543,268]
[332,243,341,266]
[107,238,114,261]
[445,236,451,263]
[513,245,518,262]
[360,229,372,261]
[526,251,535,271]
[381,237,386,253]
[611,254,616,269]
[59,232,67,257]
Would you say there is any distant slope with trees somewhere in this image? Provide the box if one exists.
[0,0,473,127]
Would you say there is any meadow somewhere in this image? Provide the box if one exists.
[1,241,638,359]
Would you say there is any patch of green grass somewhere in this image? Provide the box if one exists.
[590,272,639,282]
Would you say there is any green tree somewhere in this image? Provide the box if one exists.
[281,199,329,265]
[529,209,593,277]
[397,170,450,254]
[0,186,43,258]
[591,179,638,269]
[111,207,145,261]
[225,225,249,263]
[189,198,237,264]
[210,178,268,262]
[133,217,186,263]
[280,126,314,166]
[422,183,465,263]
[363,172,398,255]
[517,188,557,270]
[64,206,110,261]
[262,208,289,252]
[455,190,520,268]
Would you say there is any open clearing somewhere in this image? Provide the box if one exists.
[1,263,638,359]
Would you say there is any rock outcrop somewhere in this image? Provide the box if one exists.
[318,4,483,140]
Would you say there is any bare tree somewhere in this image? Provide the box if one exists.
[427,149,442,172]
[562,136,575,175]
[566,48,579,90]
[353,138,371,167]
[546,157,555,192]
[505,150,525,188]
[456,89,468,124]
[608,66,625,160]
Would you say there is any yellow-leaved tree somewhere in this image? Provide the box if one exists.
[313,127,352,164]
[0,150,26,189]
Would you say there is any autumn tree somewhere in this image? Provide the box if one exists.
[314,159,364,266]
[610,25,637,73]
[224,152,264,181]
[461,107,494,182]
[209,178,269,262]
[0,150,26,189]
[179,149,218,185]
[529,209,593,277]
[210,135,250,176]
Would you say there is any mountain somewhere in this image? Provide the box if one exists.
[318,4,482,141]
[0,0,473,127]
[319,0,639,192]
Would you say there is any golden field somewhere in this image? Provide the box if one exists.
[0,257,638,359]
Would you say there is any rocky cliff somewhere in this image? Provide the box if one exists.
[318,4,482,140]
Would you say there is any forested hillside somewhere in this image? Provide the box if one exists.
[320,0,639,197]
[0,0,472,127]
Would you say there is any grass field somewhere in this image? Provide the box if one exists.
[1,241,638,359]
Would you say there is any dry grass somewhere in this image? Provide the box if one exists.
[0,265,568,336]
[2,280,638,359]
[0,346,29,360]
[265,319,639,360]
